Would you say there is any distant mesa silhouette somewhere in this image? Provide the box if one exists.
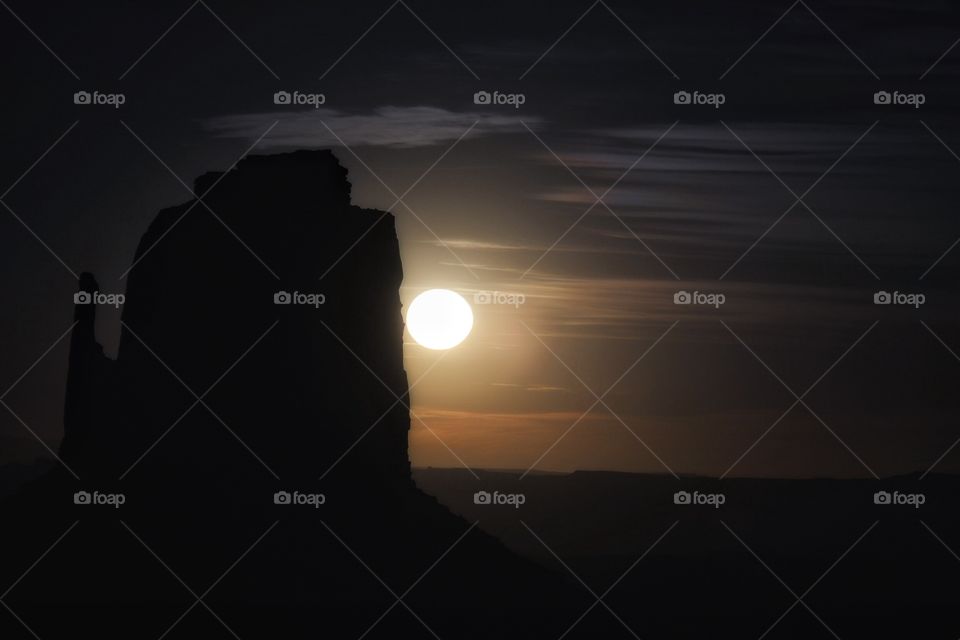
[0,150,575,639]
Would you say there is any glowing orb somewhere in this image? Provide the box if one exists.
[406,289,474,350]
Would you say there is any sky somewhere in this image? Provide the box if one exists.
[2,0,960,477]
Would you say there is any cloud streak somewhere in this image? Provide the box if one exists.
[206,106,540,149]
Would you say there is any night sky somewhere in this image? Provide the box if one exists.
[3,0,960,477]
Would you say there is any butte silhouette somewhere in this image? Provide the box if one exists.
[0,151,577,639]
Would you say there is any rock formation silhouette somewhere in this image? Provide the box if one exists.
[0,151,576,639]
[64,151,411,485]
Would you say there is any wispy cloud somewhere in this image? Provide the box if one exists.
[206,106,540,149]
[491,382,569,393]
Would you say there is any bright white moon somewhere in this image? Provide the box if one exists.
[406,289,473,350]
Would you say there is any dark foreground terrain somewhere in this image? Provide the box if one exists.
[415,467,960,639]
[2,463,958,638]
